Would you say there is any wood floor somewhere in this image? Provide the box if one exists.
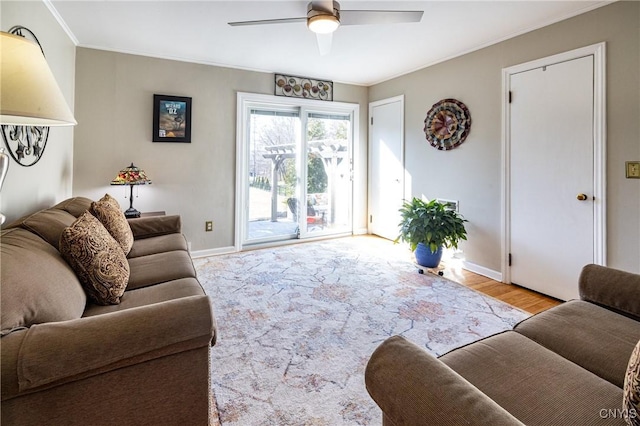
[440,260,561,315]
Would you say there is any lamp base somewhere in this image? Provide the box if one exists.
[124,208,141,219]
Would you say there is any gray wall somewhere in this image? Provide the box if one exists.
[73,49,368,251]
[369,0,640,274]
[1,0,76,222]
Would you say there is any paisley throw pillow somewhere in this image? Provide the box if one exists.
[90,193,134,255]
[624,339,640,426]
[59,212,130,305]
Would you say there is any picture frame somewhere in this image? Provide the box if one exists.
[153,94,192,143]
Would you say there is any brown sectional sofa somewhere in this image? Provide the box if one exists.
[365,264,640,425]
[1,197,216,425]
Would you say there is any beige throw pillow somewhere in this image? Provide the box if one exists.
[59,212,130,305]
[90,193,134,255]
[624,339,640,426]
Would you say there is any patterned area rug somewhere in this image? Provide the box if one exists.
[194,236,529,425]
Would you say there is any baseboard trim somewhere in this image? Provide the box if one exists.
[461,261,503,282]
[353,227,368,235]
[190,246,237,259]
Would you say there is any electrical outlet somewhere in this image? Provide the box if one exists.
[205,221,213,232]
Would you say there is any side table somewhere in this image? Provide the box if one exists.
[139,211,166,217]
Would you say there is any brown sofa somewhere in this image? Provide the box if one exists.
[365,264,640,425]
[1,197,216,425]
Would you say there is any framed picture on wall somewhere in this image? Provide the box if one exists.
[152,94,192,143]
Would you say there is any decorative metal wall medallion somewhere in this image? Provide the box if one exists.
[423,98,471,151]
[275,74,333,101]
[1,125,50,167]
[1,26,50,167]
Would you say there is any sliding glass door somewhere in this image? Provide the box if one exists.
[246,108,301,242]
[238,94,356,247]
[305,112,351,236]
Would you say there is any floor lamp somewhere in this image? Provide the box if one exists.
[0,29,77,224]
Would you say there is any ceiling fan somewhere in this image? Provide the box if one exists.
[228,1,424,56]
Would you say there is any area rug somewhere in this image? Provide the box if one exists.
[193,236,529,425]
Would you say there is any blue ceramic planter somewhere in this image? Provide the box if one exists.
[415,243,443,268]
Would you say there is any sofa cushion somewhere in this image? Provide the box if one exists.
[624,340,640,425]
[83,278,206,318]
[514,300,640,388]
[90,193,134,255]
[128,215,182,240]
[365,335,525,426]
[580,264,640,321]
[127,250,196,290]
[128,233,188,258]
[15,295,214,392]
[59,212,130,305]
[20,208,78,250]
[440,331,625,425]
[1,228,86,334]
[51,196,93,218]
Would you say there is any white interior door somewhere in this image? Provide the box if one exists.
[509,56,594,301]
[369,96,404,241]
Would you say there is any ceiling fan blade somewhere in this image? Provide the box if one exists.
[340,10,424,26]
[228,17,306,27]
[316,33,333,56]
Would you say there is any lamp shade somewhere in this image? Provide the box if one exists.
[0,32,76,126]
[110,163,151,185]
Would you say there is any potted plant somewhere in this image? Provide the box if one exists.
[395,197,468,268]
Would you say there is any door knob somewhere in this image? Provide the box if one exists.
[576,193,588,201]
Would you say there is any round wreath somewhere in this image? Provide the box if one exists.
[423,99,471,151]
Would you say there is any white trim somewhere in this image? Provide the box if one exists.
[353,227,369,235]
[501,42,607,284]
[368,95,405,236]
[190,246,237,259]
[368,95,405,108]
[43,0,79,45]
[236,92,361,113]
[242,233,352,252]
[461,261,503,283]
[592,44,607,266]
[501,67,511,283]
[234,92,246,253]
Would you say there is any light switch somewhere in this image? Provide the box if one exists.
[626,161,640,179]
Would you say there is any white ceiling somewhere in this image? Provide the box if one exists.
[48,0,611,86]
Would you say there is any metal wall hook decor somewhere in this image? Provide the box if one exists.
[1,26,50,167]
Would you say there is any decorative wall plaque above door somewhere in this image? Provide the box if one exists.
[423,98,471,151]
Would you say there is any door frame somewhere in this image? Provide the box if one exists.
[501,43,606,284]
[368,95,405,237]
[235,92,359,251]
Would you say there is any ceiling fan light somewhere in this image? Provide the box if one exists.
[308,15,339,34]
